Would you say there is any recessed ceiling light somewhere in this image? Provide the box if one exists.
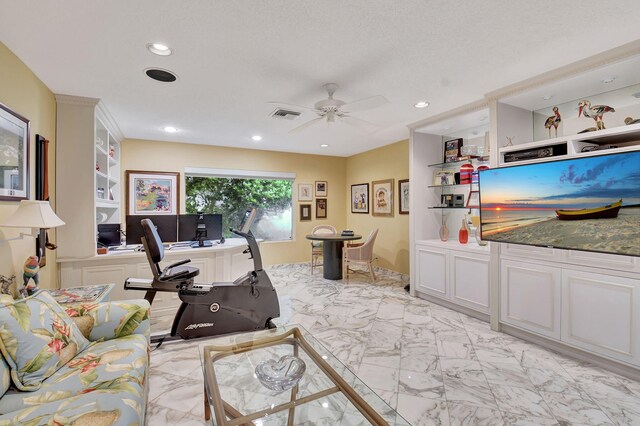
[145,68,178,82]
[471,130,479,136]
[147,43,172,56]
[320,144,329,148]
[163,126,178,133]
[251,135,262,141]
[542,95,553,100]
[414,101,430,108]
[602,76,616,84]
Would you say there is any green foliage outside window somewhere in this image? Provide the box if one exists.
[185,176,293,240]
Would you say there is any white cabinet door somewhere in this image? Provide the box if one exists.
[451,251,490,314]
[415,245,448,299]
[500,259,561,339]
[562,269,640,365]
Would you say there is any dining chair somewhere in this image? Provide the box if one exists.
[310,225,337,274]
[342,229,379,283]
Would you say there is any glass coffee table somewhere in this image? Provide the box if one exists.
[200,325,409,425]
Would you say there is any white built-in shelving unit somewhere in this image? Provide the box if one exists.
[409,44,640,375]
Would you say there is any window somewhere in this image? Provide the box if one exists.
[185,169,293,241]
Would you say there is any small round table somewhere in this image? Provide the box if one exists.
[306,234,362,280]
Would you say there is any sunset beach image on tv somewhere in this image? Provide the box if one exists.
[478,150,640,257]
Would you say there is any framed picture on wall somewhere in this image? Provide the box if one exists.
[298,183,313,201]
[372,179,394,217]
[398,179,409,214]
[299,204,312,221]
[126,170,180,215]
[351,183,369,214]
[315,181,327,197]
[0,102,30,201]
[316,198,327,219]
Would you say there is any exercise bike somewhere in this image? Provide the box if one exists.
[124,208,280,343]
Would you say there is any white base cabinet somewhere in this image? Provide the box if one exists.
[500,259,562,340]
[500,248,640,367]
[414,240,490,315]
[562,269,640,366]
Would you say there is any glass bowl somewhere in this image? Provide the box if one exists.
[255,355,306,392]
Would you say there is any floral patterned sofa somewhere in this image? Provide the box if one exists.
[0,294,150,426]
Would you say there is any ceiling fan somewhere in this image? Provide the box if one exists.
[270,83,389,134]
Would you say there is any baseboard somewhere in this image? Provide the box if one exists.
[501,324,640,381]
[414,290,490,323]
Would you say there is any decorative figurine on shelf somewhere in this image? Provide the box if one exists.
[95,162,100,171]
[624,117,640,125]
[21,256,40,298]
[503,136,514,147]
[578,99,615,131]
[544,106,562,138]
[109,146,116,158]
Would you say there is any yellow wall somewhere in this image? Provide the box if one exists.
[346,140,409,274]
[121,139,347,266]
[0,42,57,290]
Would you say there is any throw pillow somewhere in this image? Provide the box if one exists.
[0,291,91,391]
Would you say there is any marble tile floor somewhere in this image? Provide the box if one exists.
[146,263,640,425]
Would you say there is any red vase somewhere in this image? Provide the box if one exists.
[458,219,469,244]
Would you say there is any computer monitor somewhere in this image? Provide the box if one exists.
[178,213,223,247]
[238,208,257,234]
[126,215,178,245]
[97,223,121,247]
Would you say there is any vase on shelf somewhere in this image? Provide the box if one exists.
[474,225,488,246]
[439,222,449,242]
[458,218,469,244]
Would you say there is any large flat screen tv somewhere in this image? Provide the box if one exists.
[478,150,640,257]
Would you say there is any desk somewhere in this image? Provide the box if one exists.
[306,234,361,280]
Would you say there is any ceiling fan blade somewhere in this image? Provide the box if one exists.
[341,95,389,113]
[288,117,324,134]
[339,115,380,133]
[268,101,317,112]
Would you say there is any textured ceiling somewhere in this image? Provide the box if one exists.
[1,1,639,156]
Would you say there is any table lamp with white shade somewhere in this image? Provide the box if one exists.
[0,200,65,243]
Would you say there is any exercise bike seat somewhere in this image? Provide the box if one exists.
[141,219,199,283]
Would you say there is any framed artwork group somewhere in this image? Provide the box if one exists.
[297,181,328,220]
[351,178,409,216]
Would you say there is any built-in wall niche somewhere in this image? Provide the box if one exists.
[532,83,640,142]
[441,123,490,159]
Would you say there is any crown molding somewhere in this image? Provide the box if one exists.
[485,40,640,101]
[407,99,488,130]
[95,101,124,142]
[54,94,99,107]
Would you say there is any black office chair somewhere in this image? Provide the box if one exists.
[140,218,199,301]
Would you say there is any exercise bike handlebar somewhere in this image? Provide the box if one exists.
[231,228,263,272]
